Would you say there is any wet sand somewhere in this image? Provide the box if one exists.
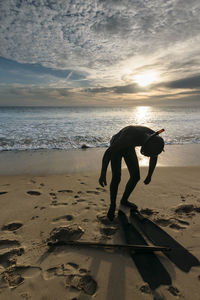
[0,144,200,175]
[0,146,200,299]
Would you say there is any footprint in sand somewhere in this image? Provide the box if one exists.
[154,218,172,227]
[51,200,57,205]
[30,179,36,184]
[154,217,189,230]
[0,239,21,249]
[58,189,73,193]
[140,208,158,216]
[52,215,74,223]
[50,202,68,207]
[100,226,118,236]
[48,225,84,243]
[0,247,24,268]
[0,192,8,195]
[76,199,86,203]
[40,207,46,210]
[174,218,190,226]
[97,213,118,226]
[96,187,106,192]
[27,191,41,196]
[86,190,100,195]
[139,283,152,294]
[180,194,186,202]
[168,285,181,297]
[66,274,97,295]
[174,204,200,216]
[49,192,57,199]
[43,262,93,293]
[169,223,186,230]
[19,292,31,299]
[170,218,190,230]
[82,219,89,222]
[43,266,59,280]
[44,262,97,296]
[44,263,78,280]
[67,262,79,269]
[31,216,39,220]
[79,268,88,274]
[97,213,119,237]
[2,265,41,288]
[140,285,165,300]
[2,222,23,231]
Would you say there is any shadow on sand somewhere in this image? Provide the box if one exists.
[118,210,172,291]
[37,209,199,298]
[129,209,200,273]
[38,238,129,300]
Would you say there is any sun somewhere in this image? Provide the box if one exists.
[134,71,158,87]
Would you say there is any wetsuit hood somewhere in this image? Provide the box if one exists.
[141,129,165,156]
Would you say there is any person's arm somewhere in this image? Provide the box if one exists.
[99,147,112,187]
[144,156,158,184]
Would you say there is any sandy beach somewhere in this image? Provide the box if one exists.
[2,0,200,298]
[0,146,200,299]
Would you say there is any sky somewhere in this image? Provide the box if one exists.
[0,0,200,106]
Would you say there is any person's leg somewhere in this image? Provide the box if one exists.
[107,153,122,220]
[120,148,140,209]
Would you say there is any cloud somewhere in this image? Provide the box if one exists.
[84,81,148,94]
[1,0,200,106]
[1,1,200,75]
[165,75,200,89]
[1,81,200,107]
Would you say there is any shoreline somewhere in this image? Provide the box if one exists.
[0,144,200,175]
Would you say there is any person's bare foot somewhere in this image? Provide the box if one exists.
[107,205,116,221]
[120,201,138,210]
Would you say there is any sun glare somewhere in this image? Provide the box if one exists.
[135,106,150,123]
[135,71,158,87]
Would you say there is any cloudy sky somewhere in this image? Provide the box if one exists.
[0,0,200,106]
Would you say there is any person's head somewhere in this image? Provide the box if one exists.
[141,135,165,157]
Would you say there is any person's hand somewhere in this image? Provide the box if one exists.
[99,174,107,187]
[144,175,151,185]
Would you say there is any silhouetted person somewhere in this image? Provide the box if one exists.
[99,126,165,220]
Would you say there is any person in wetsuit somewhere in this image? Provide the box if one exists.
[99,126,165,221]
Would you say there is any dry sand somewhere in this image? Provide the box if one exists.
[0,164,200,300]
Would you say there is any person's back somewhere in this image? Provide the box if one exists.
[110,125,155,148]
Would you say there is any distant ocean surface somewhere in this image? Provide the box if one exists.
[0,106,200,152]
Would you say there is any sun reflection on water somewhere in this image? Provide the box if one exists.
[135,106,150,124]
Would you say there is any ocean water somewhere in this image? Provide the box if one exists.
[0,105,200,151]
